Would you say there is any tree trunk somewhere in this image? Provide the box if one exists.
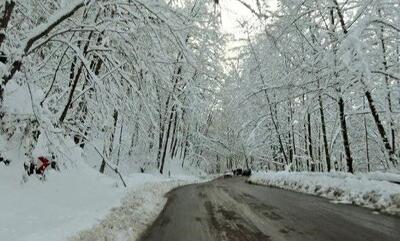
[319,93,331,171]
[160,105,175,174]
[307,112,315,172]
[288,101,293,166]
[378,9,395,156]
[169,108,179,159]
[156,51,184,169]
[116,120,123,167]
[100,110,118,173]
[0,1,15,48]
[59,27,99,123]
[363,97,371,172]
[338,96,353,173]
[304,122,309,171]
[331,4,354,173]
[365,90,396,165]
[59,64,84,123]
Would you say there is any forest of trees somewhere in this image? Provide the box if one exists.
[0,0,399,175]
[217,0,400,173]
[0,0,224,175]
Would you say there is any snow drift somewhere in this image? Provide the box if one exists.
[0,159,203,241]
[71,175,201,241]
[248,171,400,215]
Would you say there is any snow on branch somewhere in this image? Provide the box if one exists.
[23,0,86,54]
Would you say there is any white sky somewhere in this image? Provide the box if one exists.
[220,0,277,38]
[218,0,278,62]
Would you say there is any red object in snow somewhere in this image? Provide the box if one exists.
[37,156,50,175]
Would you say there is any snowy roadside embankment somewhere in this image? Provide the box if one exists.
[0,162,126,241]
[360,171,400,184]
[248,171,400,215]
[70,175,206,241]
[0,160,207,241]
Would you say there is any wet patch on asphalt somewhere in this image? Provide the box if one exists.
[198,191,207,199]
[159,216,170,227]
[227,188,284,221]
[261,209,283,220]
[204,200,221,230]
[217,206,240,221]
[203,198,271,241]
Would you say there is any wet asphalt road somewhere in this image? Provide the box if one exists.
[139,177,400,241]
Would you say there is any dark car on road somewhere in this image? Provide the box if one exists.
[242,169,251,176]
[232,168,251,176]
[233,168,243,176]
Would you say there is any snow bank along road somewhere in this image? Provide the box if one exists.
[139,177,400,241]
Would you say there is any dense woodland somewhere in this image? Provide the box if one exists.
[221,0,400,173]
[0,0,399,175]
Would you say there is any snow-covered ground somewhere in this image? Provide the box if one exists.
[0,161,205,241]
[248,171,400,215]
[71,175,201,241]
[360,171,400,184]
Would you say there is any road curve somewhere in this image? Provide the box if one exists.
[139,177,400,241]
